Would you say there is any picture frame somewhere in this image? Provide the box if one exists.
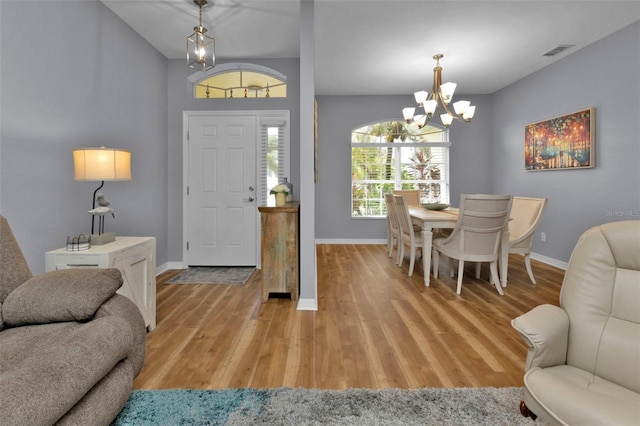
[525,108,595,171]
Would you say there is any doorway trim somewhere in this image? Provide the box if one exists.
[182,110,290,269]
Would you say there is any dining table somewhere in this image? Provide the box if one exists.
[407,205,510,288]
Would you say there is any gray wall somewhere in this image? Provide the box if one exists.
[315,94,493,240]
[491,21,640,262]
[166,58,300,264]
[315,22,639,264]
[0,1,168,274]
[2,1,637,275]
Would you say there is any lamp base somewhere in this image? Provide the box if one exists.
[90,232,116,245]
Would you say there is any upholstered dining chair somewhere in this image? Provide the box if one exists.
[507,196,548,284]
[432,194,513,295]
[393,190,420,206]
[384,193,401,263]
[393,194,423,276]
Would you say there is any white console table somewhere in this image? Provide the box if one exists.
[45,237,156,331]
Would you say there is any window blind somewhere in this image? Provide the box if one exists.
[260,123,285,203]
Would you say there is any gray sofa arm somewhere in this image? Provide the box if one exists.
[2,269,122,326]
[94,294,147,377]
[511,304,569,371]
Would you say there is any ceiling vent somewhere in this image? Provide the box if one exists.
[543,45,576,57]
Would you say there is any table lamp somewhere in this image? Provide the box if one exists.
[73,147,131,245]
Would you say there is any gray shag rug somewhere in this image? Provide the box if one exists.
[112,387,540,425]
[168,267,255,285]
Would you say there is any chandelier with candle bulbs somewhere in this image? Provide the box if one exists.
[187,0,216,72]
[402,54,475,128]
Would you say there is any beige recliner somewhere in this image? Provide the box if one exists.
[512,220,640,425]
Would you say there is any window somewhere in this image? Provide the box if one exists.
[259,116,289,204]
[189,63,287,99]
[351,120,449,217]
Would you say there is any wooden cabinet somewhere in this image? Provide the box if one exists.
[45,237,156,330]
[258,202,299,302]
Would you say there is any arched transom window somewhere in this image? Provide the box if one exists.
[189,63,287,99]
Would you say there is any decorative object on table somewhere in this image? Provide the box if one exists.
[73,147,131,245]
[421,203,450,211]
[186,0,215,72]
[402,54,476,129]
[281,177,293,202]
[66,234,91,251]
[88,192,116,242]
[525,108,595,171]
[269,184,289,206]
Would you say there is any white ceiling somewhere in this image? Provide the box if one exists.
[101,0,640,95]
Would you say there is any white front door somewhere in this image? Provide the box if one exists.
[186,114,257,266]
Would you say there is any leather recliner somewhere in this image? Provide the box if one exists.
[512,220,640,425]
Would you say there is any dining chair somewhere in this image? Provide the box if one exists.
[507,196,548,284]
[432,194,513,295]
[384,193,401,263]
[393,190,421,206]
[393,194,423,276]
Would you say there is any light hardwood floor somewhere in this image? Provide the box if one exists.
[133,244,563,390]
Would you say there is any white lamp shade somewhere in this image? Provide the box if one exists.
[453,100,470,115]
[440,113,453,127]
[74,147,131,181]
[413,91,428,105]
[415,114,427,128]
[440,82,457,103]
[424,99,437,115]
[402,107,416,121]
[462,105,476,120]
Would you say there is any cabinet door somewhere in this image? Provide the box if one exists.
[112,247,152,327]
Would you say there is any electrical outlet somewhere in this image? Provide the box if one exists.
[541,232,546,242]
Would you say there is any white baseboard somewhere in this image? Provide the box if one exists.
[296,298,317,311]
[313,239,568,270]
[156,261,186,275]
[315,238,387,244]
[530,252,567,270]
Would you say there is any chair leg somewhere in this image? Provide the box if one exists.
[524,254,537,284]
[408,246,415,276]
[490,261,504,295]
[456,260,465,294]
[475,262,481,279]
[449,258,455,278]
[519,401,537,420]
[397,241,405,267]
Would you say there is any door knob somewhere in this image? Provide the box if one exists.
[244,196,255,202]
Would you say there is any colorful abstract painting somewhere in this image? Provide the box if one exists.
[525,108,595,171]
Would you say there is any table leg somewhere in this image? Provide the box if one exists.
[500,229,509,287]
[421,227,433,287]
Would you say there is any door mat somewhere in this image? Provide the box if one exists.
[168,266,256,285]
